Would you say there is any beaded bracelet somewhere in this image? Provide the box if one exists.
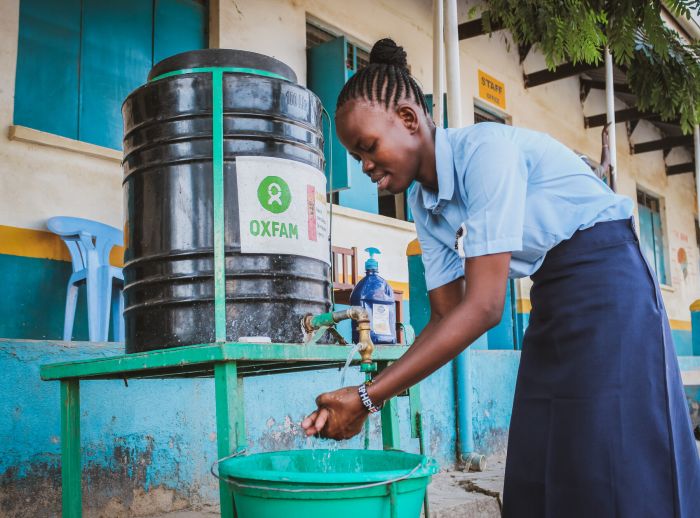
[358,381,382,413]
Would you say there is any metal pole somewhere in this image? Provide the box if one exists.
[432,0,444,127]
[605,47,618,191]
[444,0,486,470]
[443,0,462,128]
[695,124,700,218]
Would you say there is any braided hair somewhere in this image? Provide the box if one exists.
[336,38,430,115]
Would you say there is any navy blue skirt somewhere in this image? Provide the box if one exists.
[502,218,700,517]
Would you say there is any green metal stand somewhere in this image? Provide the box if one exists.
[41,342,412,517]
[378,362,401,450]
[44,67,425,518]
[214,362,244,518]
[60,380,81,518]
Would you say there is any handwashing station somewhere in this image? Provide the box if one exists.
[41,49,437,518]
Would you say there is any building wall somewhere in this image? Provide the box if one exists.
[2,0,700,513]
[214,0,700,344]
[2,0,698,342]
[4,339,699,515]
[0,339,455,515]
[0,0,128,340]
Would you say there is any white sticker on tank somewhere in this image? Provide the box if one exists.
[372,304,391,335]
[236,156,330,264]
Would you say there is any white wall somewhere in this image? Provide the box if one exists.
[0,0,124,231]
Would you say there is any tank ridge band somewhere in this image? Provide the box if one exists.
[123,294,331,314]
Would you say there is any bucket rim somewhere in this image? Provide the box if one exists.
[218,448,439,485]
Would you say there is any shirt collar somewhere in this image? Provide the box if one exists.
[420,127,455,215]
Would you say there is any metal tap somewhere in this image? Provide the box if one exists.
[302,306,375,364]
[355,317,375,365]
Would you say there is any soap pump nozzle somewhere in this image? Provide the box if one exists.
[365,247,380,272]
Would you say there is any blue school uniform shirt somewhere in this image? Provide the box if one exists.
[408,123,634,290]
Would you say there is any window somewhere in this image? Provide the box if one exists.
[474,104,506,124]
[14,0,208,150]
[637,190,669,285]
[307,22,409,218]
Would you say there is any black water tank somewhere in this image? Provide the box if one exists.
[122,49,331,353]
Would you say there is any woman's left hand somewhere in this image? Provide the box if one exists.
[301,386,369,440]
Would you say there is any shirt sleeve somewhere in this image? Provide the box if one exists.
[413,209,464,291]
[459,136,527,258]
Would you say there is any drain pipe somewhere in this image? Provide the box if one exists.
[443,0,486,472]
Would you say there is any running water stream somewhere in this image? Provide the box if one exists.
[299,343,368,472]
[340,343,361,387]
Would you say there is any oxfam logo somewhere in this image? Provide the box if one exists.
[257,176,292,214]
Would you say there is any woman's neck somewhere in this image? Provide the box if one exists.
[415,124,439,191]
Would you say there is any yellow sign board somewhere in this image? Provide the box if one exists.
[478,69,506,110]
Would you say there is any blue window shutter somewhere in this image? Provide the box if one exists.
[337,51,377,213]
[338,174,378,213]
[14,0,81,139]
[424,93,448,127]
[638,204,656,270]
[79,0,153,150]
[308,37,351,191]
[153,0,208,64]
[308,38,378,213]
[652,211,667,285]
[340,60,378,213]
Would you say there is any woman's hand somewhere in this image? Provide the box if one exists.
[301,386,369,440]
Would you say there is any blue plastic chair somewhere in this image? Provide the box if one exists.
[47,217,124,342]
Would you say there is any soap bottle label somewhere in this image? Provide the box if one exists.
[372,304,391,335]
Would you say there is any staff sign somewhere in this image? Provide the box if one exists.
[478,69,506,110]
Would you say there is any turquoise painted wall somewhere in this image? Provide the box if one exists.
[515,311,529,350]
[0,254,90,340]
[5,338,700,512]
[673,329,693,357]
[0,339,456,514]
[515,311,691,356]
[486,281,516,349]
[470,350,521,454]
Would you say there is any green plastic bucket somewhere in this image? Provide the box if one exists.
[218,449,439,518]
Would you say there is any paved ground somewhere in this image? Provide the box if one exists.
[422,454,504,517]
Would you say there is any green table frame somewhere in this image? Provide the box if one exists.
[40,341,420,518]
[41,66,429,518]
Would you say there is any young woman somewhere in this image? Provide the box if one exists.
[302,38,700,517]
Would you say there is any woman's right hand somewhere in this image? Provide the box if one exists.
[301,386,369,440]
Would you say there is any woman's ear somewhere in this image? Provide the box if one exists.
[396,104,420,134]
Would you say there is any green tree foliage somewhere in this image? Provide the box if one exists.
[477,1,700,133]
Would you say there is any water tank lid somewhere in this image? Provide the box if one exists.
[147,49,297,83]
